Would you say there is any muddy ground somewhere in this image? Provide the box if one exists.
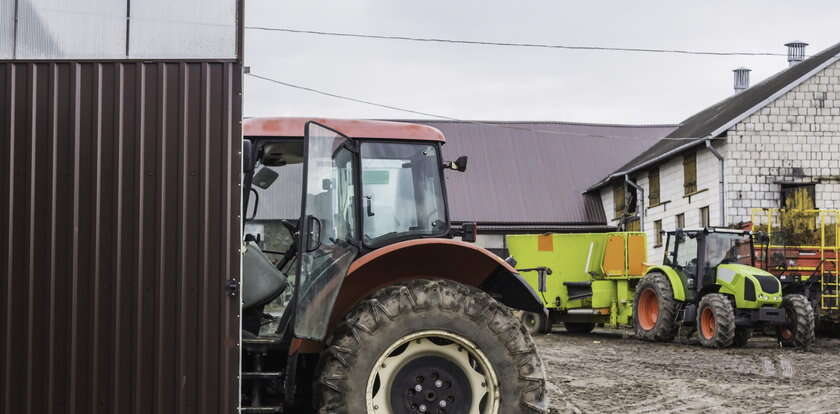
[536,327,840,414]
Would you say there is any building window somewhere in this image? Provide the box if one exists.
[676,213,685,229]
[683,151,697,195]
[781,184,816,209]
[700,206,710,228]
[613,183,625,218]
[648,167,660,205]
[654,220,663,247]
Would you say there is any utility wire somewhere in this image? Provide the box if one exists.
[246,73,706,141]
[245,26,791,57]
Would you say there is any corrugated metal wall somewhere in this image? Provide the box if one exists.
[0,61,242,414]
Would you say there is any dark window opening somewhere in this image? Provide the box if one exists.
[683,151,697,195]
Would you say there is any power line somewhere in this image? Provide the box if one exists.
[245,26,790,57]
[245,72,704,141]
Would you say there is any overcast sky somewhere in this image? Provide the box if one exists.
[243,1,839,124]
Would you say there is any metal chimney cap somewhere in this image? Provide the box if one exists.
[784,40,809,47]
[733,67,752,72]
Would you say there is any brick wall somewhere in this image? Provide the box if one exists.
[725,59,840,223]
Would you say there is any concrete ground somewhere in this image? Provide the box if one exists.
[537,327,840,414]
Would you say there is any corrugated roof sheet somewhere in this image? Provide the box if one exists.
[590,41,840,190]
[408,121,677,224]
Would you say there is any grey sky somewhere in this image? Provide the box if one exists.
[244,1,838,124]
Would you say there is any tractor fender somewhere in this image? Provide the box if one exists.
[645,265,686,302]
[330,238,544,328]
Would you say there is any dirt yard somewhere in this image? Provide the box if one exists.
[537,327,840,413]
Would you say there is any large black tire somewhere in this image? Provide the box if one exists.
[696,294,735,348]
[317,279,548,414]
[633,272,679,342]
[520,311,550,336]
[564,322,595,334]
[733,328,751,347]
[777,294,815,349]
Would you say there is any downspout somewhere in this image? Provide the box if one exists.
[705,140,725,226]
[625,175,644,231]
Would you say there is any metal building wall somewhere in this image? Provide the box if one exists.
[0,61,242,414]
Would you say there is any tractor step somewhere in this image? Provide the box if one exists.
[242,371,283,380]
[240,406,284,413]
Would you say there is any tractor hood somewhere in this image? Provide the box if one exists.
[716,264,782,309]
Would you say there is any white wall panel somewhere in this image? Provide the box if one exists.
[0,0,14,58]
[129,0,236,58]
[15,0,127,59]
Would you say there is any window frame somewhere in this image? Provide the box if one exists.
[648,166,661,206]
[676,213,685,229]
[683,151,698,195]
[613,182,626,218]
[700,206,710,228]
[654,220,663,247]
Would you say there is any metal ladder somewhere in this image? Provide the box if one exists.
[819,214,839,311]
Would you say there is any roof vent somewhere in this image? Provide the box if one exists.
[785,40,808,66]
[733,67,751,93]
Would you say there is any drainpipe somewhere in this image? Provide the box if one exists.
[625,175,644,231]
[705,140,725,226]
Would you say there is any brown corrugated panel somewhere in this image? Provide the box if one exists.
[0,61,242,414]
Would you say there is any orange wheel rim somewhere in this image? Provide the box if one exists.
[700,307,716,340]
[781,328,793,340]
[638,288,659,331]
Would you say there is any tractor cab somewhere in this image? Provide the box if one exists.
[663,228,769,302]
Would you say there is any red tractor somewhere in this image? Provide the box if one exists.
[240,118,548,413]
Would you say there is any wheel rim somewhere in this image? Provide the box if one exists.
[522,313,537,330]
[700,307,716,340]
[780,328,793,340]
[366,330,500,414]
[637,288,659,331]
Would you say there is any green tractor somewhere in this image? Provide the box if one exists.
[636,227,815,348]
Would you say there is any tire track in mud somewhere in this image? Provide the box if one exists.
[537,329,840,413]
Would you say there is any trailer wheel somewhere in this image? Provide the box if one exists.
[520,311,549,336]
[633,272,679,342]
[696,294,735,348]
[564,322,595,334]
[317,279,548,414]
[777,294,815,349]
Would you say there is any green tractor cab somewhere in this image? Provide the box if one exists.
[636,227,815,348]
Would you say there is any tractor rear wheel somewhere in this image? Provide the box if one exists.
[520,311,549,336]
[317,279,548,414]
[696,294,735,348]
[564,322,595,334]
[777,294,815,349]
[633,272,679,342]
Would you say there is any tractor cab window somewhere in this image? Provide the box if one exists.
[705,233,753,268]
[361,142,448,247]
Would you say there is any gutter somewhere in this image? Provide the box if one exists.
[624,175,644,231]
[705,140,725,226]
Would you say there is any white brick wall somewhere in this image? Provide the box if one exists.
[725,59,840,223]
[598,59,840,263]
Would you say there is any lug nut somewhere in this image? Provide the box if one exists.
[419,404,427,412]
[435,379,443,388]
[439,400,447,408]
[414,384,423,392]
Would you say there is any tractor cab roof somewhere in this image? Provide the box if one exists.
[244,117,446,142]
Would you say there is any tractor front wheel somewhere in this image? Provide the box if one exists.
[317,279,548,414]
[633,272,679,342]
[777,294,815,349]
[520,311,549,336]
[696,294,735,348]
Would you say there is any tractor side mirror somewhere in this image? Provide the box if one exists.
[243,140,254,173]
[443,155,468,173]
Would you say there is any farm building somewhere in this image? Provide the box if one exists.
[589,40,840,263]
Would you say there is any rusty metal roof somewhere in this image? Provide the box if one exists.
[410,120,677,225]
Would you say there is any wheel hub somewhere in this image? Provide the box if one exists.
[391,356,470,413]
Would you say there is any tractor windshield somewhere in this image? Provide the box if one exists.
[360,142,448,247]
[705,233,754,268]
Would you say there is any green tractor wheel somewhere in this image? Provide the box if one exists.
[777,294,815,349]
[519,311,549,336]
[696,294,735,348]
[633,272,679,342]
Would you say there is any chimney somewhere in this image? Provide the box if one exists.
[733,67,751,93]
[785,40,808,66]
